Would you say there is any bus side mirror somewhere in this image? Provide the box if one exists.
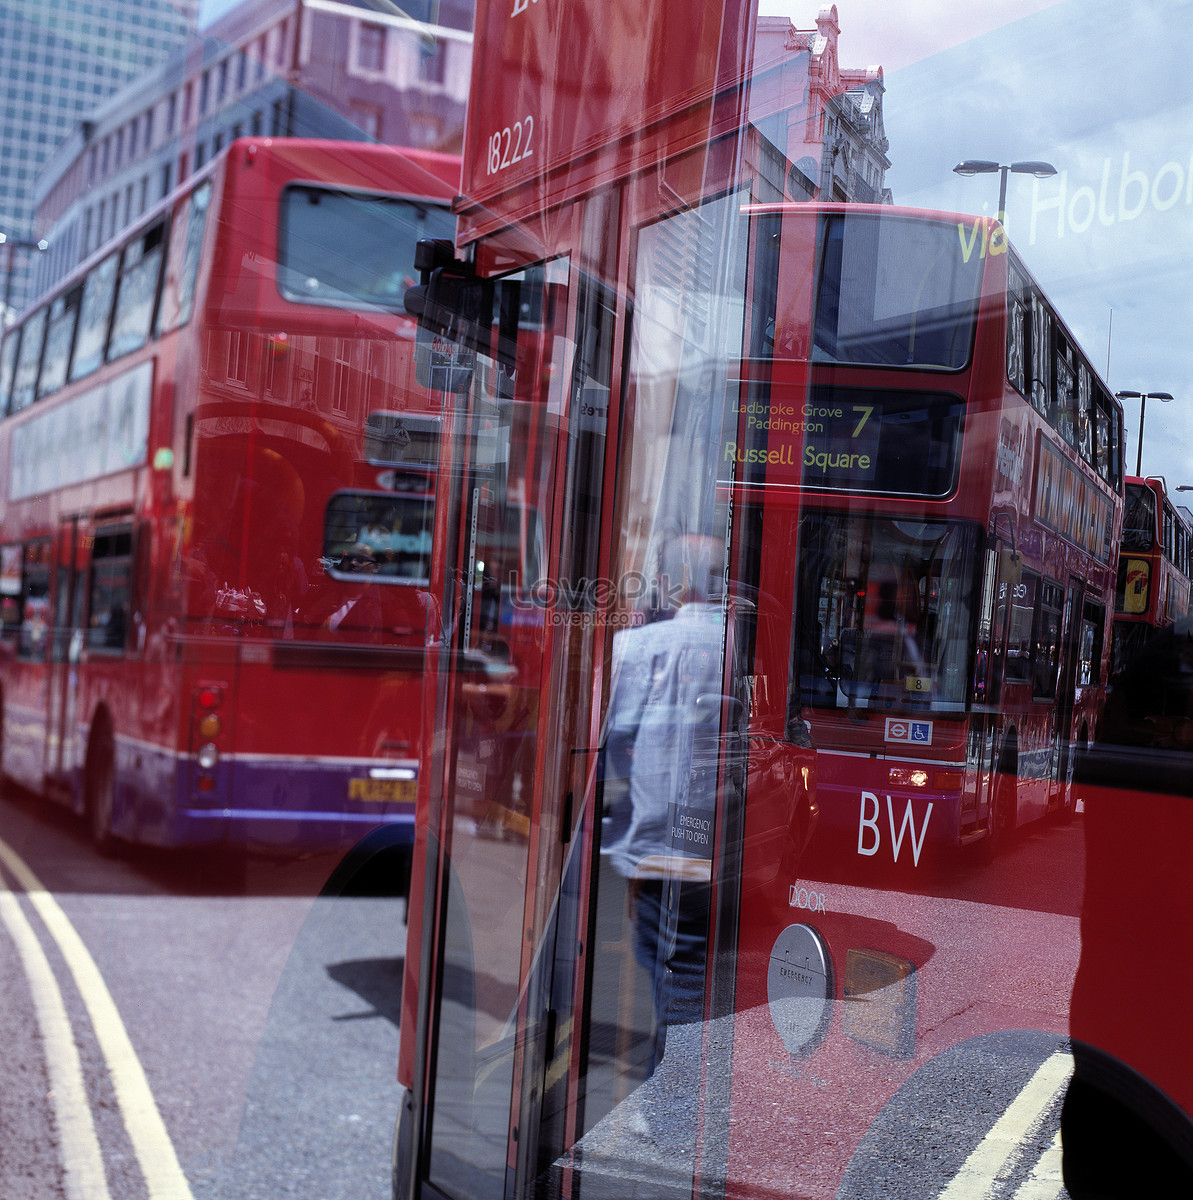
[407,239,487,394]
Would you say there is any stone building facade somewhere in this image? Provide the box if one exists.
[750,4,892,205]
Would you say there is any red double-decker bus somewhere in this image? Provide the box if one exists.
[760,201,1125,868]
[391,2,1188,1198]
[0,138,456,862]
[1111,474,1192,674]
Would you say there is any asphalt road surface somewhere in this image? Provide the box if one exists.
[0,781,1083,1199]
[0,783,409,1200]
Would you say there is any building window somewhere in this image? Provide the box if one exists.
[160,161,173,198]
[251,110,263,136]
[143,108,153,148]
[217,59,228,102]
[276,19,290,67]
[227,330,249,384]
[332,342,351,412]
[409,113,443,146]
[354,106,382,140]
[265,335,287,395]
[196,142,207,169]
[418,38,447,83]
[236,49,247,92]
[128,119,138,157]
[271,99,285,137]
[199,71,209,114]
[357,23,386,72]
[183,81,193,125]
[166,92,177,134]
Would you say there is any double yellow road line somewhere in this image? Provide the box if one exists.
[0,835,194,1200]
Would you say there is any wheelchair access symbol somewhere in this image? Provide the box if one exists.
[884,718,933,745]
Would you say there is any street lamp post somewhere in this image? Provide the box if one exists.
[1115,389,1175,477]
[953,159,1058,224]
[0,233,49,329]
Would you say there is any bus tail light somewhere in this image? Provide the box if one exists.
[191,683,229,797]
[843,947,917,1056]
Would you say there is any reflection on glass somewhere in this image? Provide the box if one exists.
[426,262,568,1200]
[278,186,456,311]
[797,514,981,713]
[812,213,983,370]
[322,491,435,582]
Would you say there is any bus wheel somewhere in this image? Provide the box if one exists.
[85,721,120,857]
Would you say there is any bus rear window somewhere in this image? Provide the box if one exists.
[322,490,434,583]
[812,213,984,370]
[278,185,455,312]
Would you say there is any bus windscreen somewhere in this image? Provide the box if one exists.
[796,513,982,714]
[278,185,456,312]
[812,213,984,370]
[1121,481,1157,552]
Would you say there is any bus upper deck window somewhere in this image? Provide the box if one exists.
[277,185,455,312]
[812,213,984,371]
[71,254,119,382]
[0,329,20,416]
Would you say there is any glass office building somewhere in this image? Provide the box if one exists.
[0,0,197,318]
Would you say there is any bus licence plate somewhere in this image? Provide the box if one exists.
[348,778,417,803]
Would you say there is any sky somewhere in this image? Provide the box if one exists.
[197,0,239,27]
[760,0,1193,490]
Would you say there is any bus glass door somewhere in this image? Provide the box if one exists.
[421,255,614,1200]
[1053,579,1084,795]
[971,539,1012,831]
[546,189,776,1193]
[410,193,818,1200]
[47,516,87,781]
